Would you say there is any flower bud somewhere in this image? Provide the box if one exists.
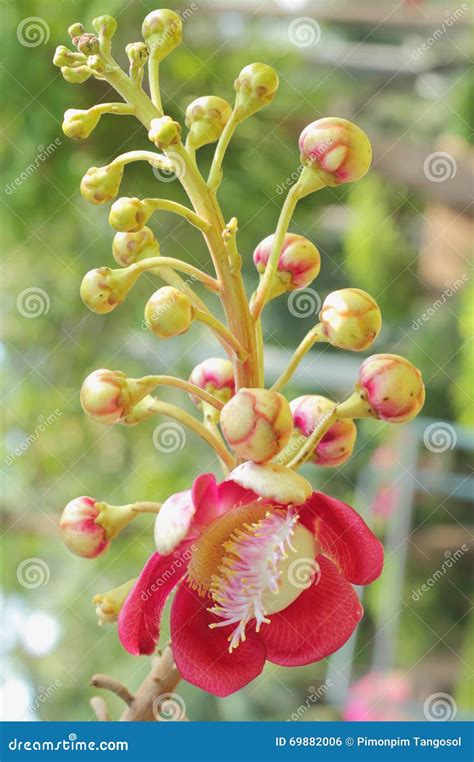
[80,368,157,423]
[62,108,100,140]
[76,33,100,56]
[112,227,160,267]
[144,287,193,338]
[80,266,139,314]
[356,354,425,423]
[60,497,109,558]
[234,63,279,120]
[299,117,372,187]
[320,288,381,351]
[126,42,148,84]
[61,66,91,84]
[68,23,85,39]
[221,388,293,463]
[93,579,136,625]
[185,96,232,149]
[188,358,235,408]
[142,9,182,60]
[148,116,182,149]
[86,55,106,77]
[92,15,117,41]
[53,45,86,68]
[109,197,150,232]
[80,163,123,204]
[290,395,357,467]
[253,233,321,297]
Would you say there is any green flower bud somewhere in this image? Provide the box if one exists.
[126,42,148,84]
[142,9,183,61]
[234,63,279,120]
[61,66,91,84]
[87,55,106,77]
[80,163,124,205]
[93,579,136,625]
[62,108,100,140]
[148,116,182,149]
[92,15,117,41]
[185,95,232,149]
[80,266,140,314]
[76,33,100,56]
[112,227,160,267]
[109,197,150,232]
[68,23,85,40]
[144,286,193,338]
[53,45,86,68]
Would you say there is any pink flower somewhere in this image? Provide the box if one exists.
[118,471,383,697]
[253,233,321,294]
[344,670,412,722]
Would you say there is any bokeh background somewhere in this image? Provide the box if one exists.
[1,0,472,722]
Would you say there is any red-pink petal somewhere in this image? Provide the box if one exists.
[259,555,363,666]
[299,492,383,585]
[118,543,191,655]
[171,581,267,697]
[192,472,259,530]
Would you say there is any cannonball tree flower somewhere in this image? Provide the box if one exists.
[109,197,150,233]
[185,96,233,150]
[144,287,194,338]
[80,265,140,314]
[80,163,124,205]
[118,468,383,696]
[112,227,160,268]
[60,496,138,558]
[320,288,382,351]
[80,368,157,424]
[253,233,321,299]
[62,108,100,140]
[299,117,372,187]
[290,395,357,467]
[220,388,293,462]
[188,358,235,408]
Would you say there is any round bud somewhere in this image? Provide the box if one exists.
[62,108,100,140]
[80,369,128,423]
[299,117,372,187]
[80,164,123,204]
[253,233,321,296]
[291,395,357,467]
[357,354,425,423]
[80,267,124,314]
[76,33,100,56]
[142,10,182,60]
[60,496,109,558]
[126,41,148,66]
[92,15,117,39]
[112,227,160,267]
[234,63,279,120]
[61,65,91,84]
[144,287,193,338]
[148,116,182,149]
[68,23,85,39]
[109,197,150,232]
[86,55,106,76]
[53,46,84,68]
[185,96,232,149]
[320,288,381,351]
[188,358,235,408]
[221,388,293,463]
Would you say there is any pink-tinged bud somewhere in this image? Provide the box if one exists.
[320,288,381,351]
[80,164,124,205]
[59,497,109,558]
[357,354,425,423]
[253,233,321,297]
[291,395,357,467]
[185,96,233,149]
[61,65,91,84]
[234,63,279,120]
[62,108,100,140]
[142,10,182,60]
[221,388,293,463]
[93,578,136,625]
[109,197,150,232]
[80,368,157,424]
[188,358,235,408]
[80,266,139,314]
[112,227,160,267]
[75,33,100,56]
[148,116,182,149]
[299,117,372,187]
[144,287,193,338]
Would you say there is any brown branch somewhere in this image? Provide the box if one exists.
[120,645,182,722]
[90,696,110,721]
[90,674,135,706]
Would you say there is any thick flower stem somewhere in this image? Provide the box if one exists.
[140,375,224,411]
[132,257,220,292]
[207,108,240,191]
[141,199,211,234]
[271,324,326,392]
[148,55,163,114]
[287,408,338,469]
[92,103,136,117]
[110,150,173,172]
